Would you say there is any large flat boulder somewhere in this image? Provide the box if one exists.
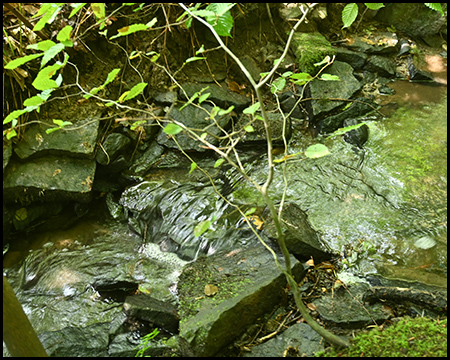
[178,245,305,356]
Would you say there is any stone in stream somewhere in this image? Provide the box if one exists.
[263,202,336,264]
[343,118,369,149]
[177,245,305,356]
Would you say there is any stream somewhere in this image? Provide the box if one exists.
[3,79,447,353]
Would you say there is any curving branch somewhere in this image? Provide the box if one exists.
[178,3,349,349]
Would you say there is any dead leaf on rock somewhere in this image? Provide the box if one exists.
[204,284,218,297]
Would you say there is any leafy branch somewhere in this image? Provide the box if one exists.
[178,2,349,349]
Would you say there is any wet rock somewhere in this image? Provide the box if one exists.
[279,91,306,119]
[319,97,376,133]
[120,180,261,261]
[263,202,335,263]
[397,39,412,57]
[363,286,447,315]
[312,282,390,328]
[364,55,396,77]
[157,103,232,152]
[13,116,99,160]
[127,140,165,176]
[235,112,292,145]
[407,56,435,82]
[178,246,305,356]
[335,47,368,69]
[3,140,12,171]
[379,85,396,95]
[3,155,96,204]
[96,133,131,166]
[343,118,369,148]
[123,294,180,333]
[180,82,250,111]
[154,90,177,104]
[308,61,361,120]
[39,322,110,357]
[242,322,324,357]
[376,3,446,41]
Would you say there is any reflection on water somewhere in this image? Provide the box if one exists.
[366,92,447,286]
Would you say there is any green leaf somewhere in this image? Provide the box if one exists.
[189,162,197,174]
[413,236,436,250]
[46,119,73,134]
[217,105,234,116]
[4,53,44,70]
[204,3,235,37]
[198,92,210,104]
[320,74,340,81]
[326,122,367,139]
[53,119,73,127]
[305,144,330,159]
[3,109,29,125]
[190,9,216,18]
[85,68,121,99]
[15,207,28,221]
[194,219,213,237]
[163,123,183,135]
[243,102,260,115]
[90,3,105,20]
[105,68,121,84]
[109,20,155,40]
[314,56,331,67]
[342,3,359,29]
[69,3,86,19]
[130,120,146,130]
[289,72,313,86]
[33,4,62,31]
[245,207,257,216]
[41,43,66,68]
[5,128,17,139]
[146,51,160,62]
[196,45,205,54]
[180,87,209,110]
[214,158,225,168]
[32,64,62,90]
[364,3,385,11]
[27,39,56,51]
[23,95,45,107]
[273,58,284,67]
[244,125,255,132]
[124,82,147,101]
[185,56,206,63]
[57,25,73,43]
[206,3,235,17]
[271,77,286,94]
[424,3,444,16]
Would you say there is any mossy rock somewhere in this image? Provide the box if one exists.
[317,316,447,357]
[291,32,336,75]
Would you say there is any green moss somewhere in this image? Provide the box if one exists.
[317,317,447,357]
[291,32,336,75]
[178,256,252,322]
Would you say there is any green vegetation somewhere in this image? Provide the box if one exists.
[177,256,252,322]
[317,317,447,357]
[134,328,160,357]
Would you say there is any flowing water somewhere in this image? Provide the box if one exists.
[232,83,447,287]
